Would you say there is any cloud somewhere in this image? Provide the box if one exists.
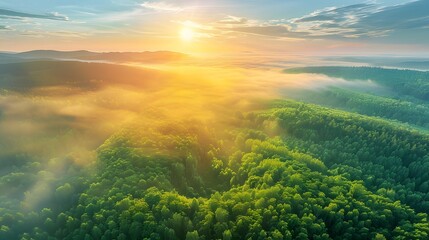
[220,0,429,40]
[295,0,429,38]
[293,4,379,24]
[19,30,90,38]
[141,1,184,12]
[0,8,68,21]
[361,0,429,30]
[227,25,306,38]
[218,16,248,25]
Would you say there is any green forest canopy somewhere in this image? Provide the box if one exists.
[2,66,429,239]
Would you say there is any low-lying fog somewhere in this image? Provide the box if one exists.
[0,55,386,210]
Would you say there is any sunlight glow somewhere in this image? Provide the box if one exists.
[180,28,194,42]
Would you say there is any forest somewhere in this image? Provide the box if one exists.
[1,62,429,240]
[3,0,429,238]
[284,67,429,101]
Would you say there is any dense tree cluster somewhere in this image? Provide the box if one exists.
[289,88,429,128]
[2,108,429,239]
[266,100,429,213]
[2,67,429,239]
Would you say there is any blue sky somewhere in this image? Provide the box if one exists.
[0,0,427,54]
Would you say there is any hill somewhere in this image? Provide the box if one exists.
[0,60,167,94]
[15,50,188,63]
[284,66,429,101]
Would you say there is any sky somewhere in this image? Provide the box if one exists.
[1,0,428,55]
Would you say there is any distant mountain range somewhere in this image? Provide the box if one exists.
[324,56,429,70]
[0,50,188,64]
[0,60,169,94]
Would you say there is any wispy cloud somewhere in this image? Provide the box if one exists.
[214,16,306,40]
[218,0,429,40]
[0,8,69,21]
[361,0,429,30]
[292,4,380,24]
[288,3,389,38]
[141,1,184,12]
[218,16,248,25]
[18,30,90,38]
[225,25,306,39]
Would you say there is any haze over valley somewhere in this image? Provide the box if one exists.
[2,1,429,239]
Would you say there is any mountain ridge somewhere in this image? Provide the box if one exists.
[0,50,188,63]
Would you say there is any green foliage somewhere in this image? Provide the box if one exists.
[267,100,429,213]
[289,87,429,128]
[285,66,429,101]
[2,97,429,239]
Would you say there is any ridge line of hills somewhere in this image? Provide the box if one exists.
[0,50,188,64]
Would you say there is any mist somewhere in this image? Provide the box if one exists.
[0,57,388,212]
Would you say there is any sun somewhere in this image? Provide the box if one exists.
[180,28,194,42]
